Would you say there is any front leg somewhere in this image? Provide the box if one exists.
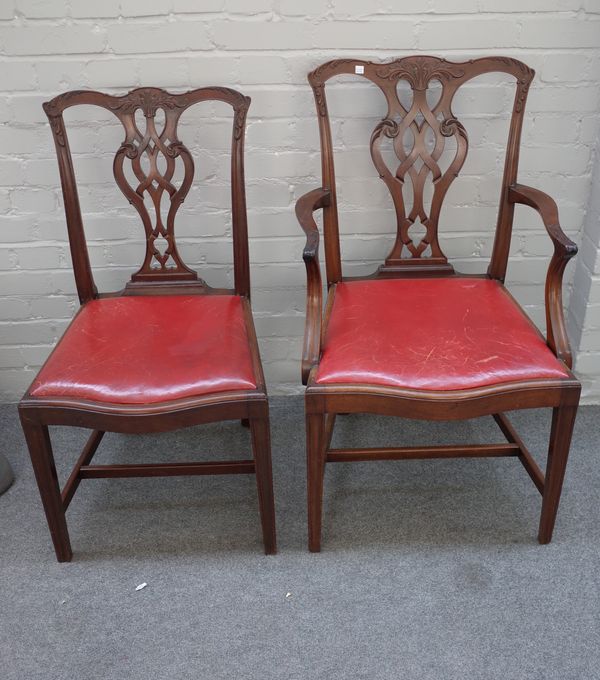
[538,404,579,544]
[20,417,72,562]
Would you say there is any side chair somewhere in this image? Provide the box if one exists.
[297,56,581,551]
[19,86,276,561]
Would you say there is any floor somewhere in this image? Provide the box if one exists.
[1,398,599,680]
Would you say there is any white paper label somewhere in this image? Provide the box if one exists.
[355,65,365,74]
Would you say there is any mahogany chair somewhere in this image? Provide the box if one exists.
[19,86,276,561]
[297,56,581,551]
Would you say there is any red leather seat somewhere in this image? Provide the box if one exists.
[316,278,569,391]
[30,295,257,404]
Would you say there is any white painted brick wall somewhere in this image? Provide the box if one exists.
[0,0,599,402]
[569,119,600,401]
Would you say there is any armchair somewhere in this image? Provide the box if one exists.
[297,56,581,551]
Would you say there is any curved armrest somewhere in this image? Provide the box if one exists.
[508,183,577,368]
[296,187,331,384]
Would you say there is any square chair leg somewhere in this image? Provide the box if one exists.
[250,416,277,554]
[538,404,578,544]
[306,412,326,552]
[21,419,72,562]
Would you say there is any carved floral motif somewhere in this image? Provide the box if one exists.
[109,90,189,116]
[496,57,534,113]
[47,114,66,147]
[375,57,466,89]
[233,107,246,140]
[310,59,357,84]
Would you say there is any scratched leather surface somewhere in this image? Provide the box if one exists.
[316,278,569,390]
[30,295,257,404]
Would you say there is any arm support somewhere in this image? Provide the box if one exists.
[296,188,331,384]
[508,183,577,368]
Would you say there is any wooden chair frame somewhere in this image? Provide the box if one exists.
[19,87,276,561]
[297,56,581,551]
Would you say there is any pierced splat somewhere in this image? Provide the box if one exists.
[370,101,467,268]
[111,91,195,282]
[43,86,251,300]
[309,56,534,279]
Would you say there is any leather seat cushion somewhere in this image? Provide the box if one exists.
[29,295,257,404]
[315,278,569,391]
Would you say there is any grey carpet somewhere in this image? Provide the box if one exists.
[0,398,599,680]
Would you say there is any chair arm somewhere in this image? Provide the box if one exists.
[508,183,578,368]
[295,187,331,384]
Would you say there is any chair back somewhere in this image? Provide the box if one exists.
[308,56,534,283]
[44,87,251,302]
